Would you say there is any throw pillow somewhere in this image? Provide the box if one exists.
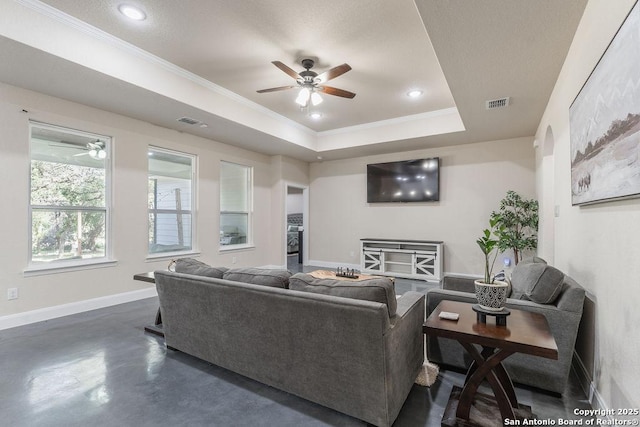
[519,256,547,265]
[174,258,228,279]
[509,257,547,299]
[288,273,397,317]
[510,262,565,304]
[223,268,292,289]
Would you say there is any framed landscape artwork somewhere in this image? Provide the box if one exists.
[570,0,640,205]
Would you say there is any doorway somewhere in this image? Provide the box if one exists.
[285,184,308,272]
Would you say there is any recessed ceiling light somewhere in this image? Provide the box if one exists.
[118,4,146,21]
[309,112,322,120]
[407,90,423,98]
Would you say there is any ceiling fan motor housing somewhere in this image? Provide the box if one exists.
[299,59,318,82]
[301,58,315,70]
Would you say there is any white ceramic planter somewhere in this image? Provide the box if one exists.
[474,279,509,311]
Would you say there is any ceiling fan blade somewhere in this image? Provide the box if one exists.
[272,61,300,80]
[318,86,356,99]
[316,64,351,83]
[256,85,296,93]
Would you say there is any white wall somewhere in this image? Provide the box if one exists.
[287,191,304,214]
[0,82,292,321]
[269,156,310,267]
[308,136,536,274]
[534,0,639,409]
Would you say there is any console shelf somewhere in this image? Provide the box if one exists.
[360,238,443,282]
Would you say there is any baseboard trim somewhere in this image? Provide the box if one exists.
[0,287,157,331]
[572,350,608,414]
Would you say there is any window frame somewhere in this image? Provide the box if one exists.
[147,146,198,259]
[26,121,114,273]
[219,160,253,251]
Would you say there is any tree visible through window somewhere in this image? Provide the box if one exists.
[30,123,110,264]
[148,147,195,254]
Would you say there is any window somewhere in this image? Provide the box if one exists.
[29,123,111,265]
[148,147,196,255]
[220,161,252,248]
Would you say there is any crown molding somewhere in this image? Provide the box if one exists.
[12,0,315,137]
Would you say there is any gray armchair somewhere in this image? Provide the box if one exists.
[426,261,585,395]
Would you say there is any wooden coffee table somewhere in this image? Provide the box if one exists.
[309,269,393,282]
[424,300,558,426]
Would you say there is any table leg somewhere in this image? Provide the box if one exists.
[464,346,518,407]
[144,307,164,337]
[458,342,516,422]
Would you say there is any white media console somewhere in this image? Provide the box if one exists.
[360,238,444,282]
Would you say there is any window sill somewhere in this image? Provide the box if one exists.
[24,259,118,277]
[219,244,255,253]
[146,251,201,262]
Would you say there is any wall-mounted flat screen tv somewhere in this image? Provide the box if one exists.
[367,158,440,203]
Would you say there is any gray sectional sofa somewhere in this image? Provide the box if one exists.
[426,257,585,394]
[154,263,425,427]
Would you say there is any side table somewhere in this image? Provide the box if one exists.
[424,300,558,426]
[134,272,164,337]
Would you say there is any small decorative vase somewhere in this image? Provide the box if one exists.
[474,279,509,311]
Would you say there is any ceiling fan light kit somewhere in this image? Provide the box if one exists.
[74,140,106,159]
[258,58,355,111]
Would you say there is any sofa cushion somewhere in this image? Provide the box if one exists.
[174,258,228,278]
[511,262,565,304]
[289,273,397,317]
[223,268,291,289]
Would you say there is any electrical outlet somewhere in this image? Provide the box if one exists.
[232,256,237,264]
[7,288,18,300]
[350,251,355,258]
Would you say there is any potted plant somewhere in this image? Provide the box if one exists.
[475,217,509,311]
[490,190,539,265]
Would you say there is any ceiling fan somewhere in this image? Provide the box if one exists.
[257,59,356,107]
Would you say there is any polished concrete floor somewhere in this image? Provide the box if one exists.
[0,265,593,426]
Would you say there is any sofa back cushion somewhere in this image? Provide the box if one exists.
[288,273,397,317]
[223,268,291,289]
[174,258,228,278]
[510,259,565,304]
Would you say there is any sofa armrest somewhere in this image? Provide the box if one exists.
[384,291,425,425]
[395,291,424,318]
[442,276,477,293]
[426,288,476,315]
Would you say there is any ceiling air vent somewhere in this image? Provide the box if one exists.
[177,116,200,125]
[485,97,510,110]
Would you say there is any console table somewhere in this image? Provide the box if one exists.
[133,272,164,337]
[360,238,443,282]
[424,300,558,426]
